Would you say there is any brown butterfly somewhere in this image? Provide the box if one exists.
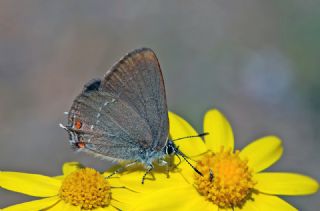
[60,48,203,183]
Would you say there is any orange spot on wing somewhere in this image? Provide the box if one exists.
[74,120,82,129]
[77,142,86,148]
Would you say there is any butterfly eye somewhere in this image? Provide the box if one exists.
[74,120,82,129]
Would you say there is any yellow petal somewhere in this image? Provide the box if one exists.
[203,109,234,152]
[110,187,133,211]
[0,172,61,197]
[239,136,283,172]
[113,169,187,193]
[95,207,116,211]
[240,193,297,211]
[48,200,81,211]
[94,208,107,211]
[254,172,319,195]
[53,175,65,180]
[3,196,60,211]
[128,185,209,211]
[177,159,200,185]
[169,111,207,156]
[110,200,130,211]
[175,196,218,211]
[62,162,83,176]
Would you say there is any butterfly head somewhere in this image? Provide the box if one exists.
[164,137,205,177]
[164,139,177,155]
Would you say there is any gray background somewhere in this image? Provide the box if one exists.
[0,1,319,210]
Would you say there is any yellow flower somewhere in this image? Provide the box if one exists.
[118,109,319,211]
[0,162,134,210]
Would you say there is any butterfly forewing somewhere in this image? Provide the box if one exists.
[101,48,169,151]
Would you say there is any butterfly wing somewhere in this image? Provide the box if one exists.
[65,48,168,161]
[101,48,169,151]
[67,80,153,160]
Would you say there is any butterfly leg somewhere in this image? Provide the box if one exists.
[158,159,170,178]
[165,161,170,178]
[106,160,138,179]
[141,164,154,184]
[175,154,182,167]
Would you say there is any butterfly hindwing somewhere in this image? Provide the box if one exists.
[67,82,153,160]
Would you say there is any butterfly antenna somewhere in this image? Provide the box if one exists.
[176,153,203,176]
[173,145,203,176]
[172,132,209,142]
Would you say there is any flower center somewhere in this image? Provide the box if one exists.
[194,148,255,208]
[59,168,111,210]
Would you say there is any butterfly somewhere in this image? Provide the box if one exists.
[60,48,203,183]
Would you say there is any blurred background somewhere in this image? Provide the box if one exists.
[0,0,319,209]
